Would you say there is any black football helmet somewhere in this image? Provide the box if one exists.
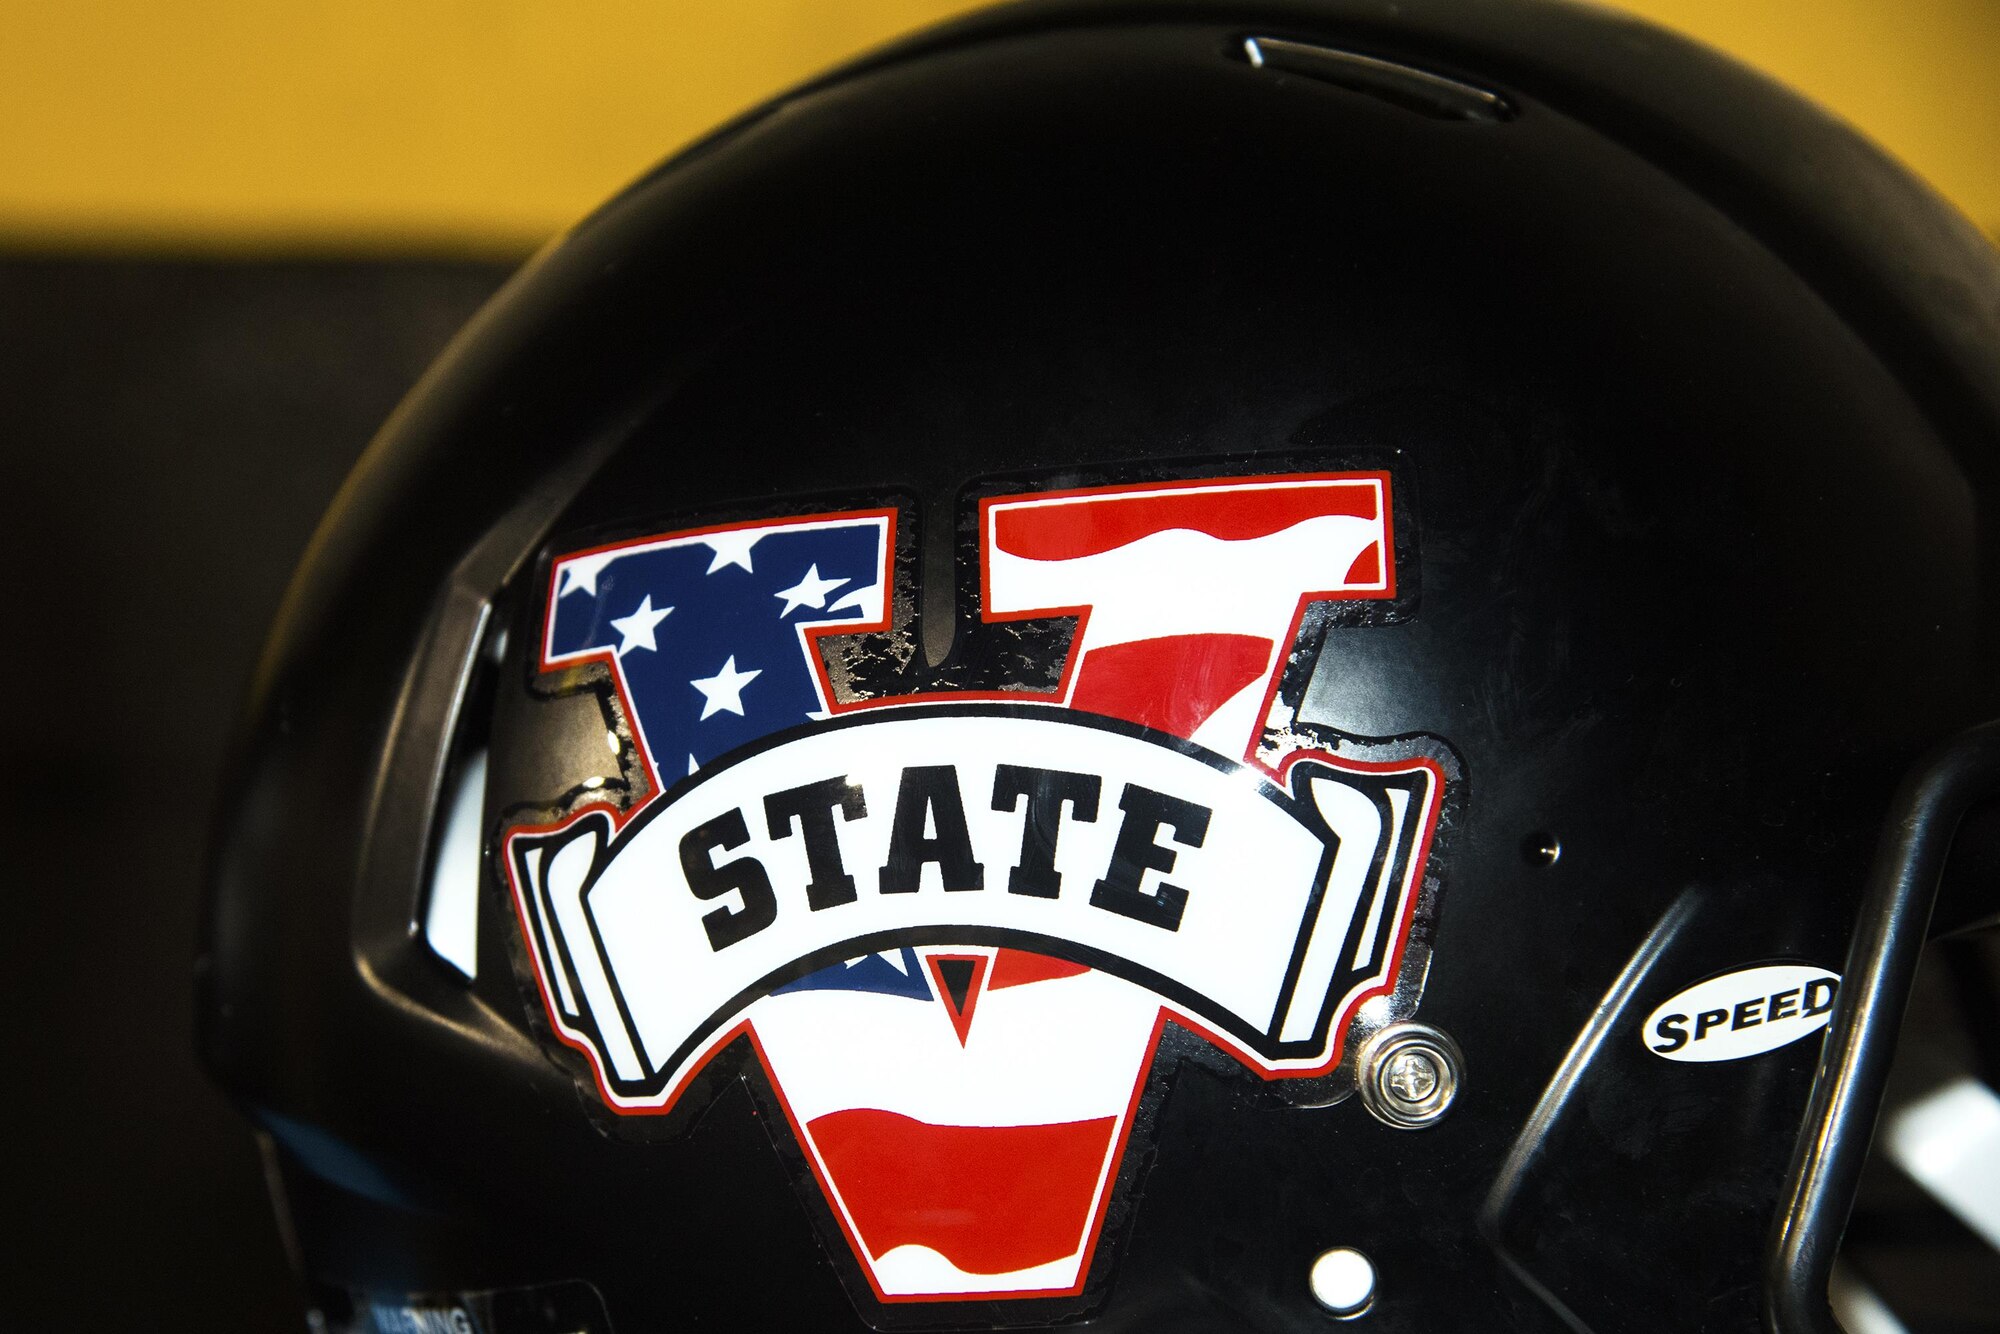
[200,2,2000,1331]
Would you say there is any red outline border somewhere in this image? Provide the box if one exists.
[501,471,1440,1306]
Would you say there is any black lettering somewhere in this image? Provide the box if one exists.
[1651,1013,1690,1053]
[1089,783,1211,931]
[991,764,1101,898]
[765,776,868,910]
[878,765,985,893]
[1769,988,1801,1021]
[1803,978,1839,1016]
[680,809,777,950]
[1694,1008,1729,1039]
[1732,998,1764,1029]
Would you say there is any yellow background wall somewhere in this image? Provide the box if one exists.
[0,0,1993,256]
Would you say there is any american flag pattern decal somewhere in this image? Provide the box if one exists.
[505,472,1453,1311]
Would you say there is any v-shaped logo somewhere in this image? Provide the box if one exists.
[503,469,1457,1319]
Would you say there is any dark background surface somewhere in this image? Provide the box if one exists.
[0,256,513,1329]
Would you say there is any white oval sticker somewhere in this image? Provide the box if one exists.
[1642,964,1841,1063]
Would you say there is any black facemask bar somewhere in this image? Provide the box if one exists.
[1767,720,2000,1334]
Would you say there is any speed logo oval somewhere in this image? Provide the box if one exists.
[1643,963,1841,1063]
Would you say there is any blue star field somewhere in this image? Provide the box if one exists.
[548,520,887,772]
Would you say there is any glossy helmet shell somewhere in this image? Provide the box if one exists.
[201,2,2000,1330]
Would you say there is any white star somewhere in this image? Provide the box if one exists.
[702,531,762,574]
[773,564,850,617]
[608,595,672,656]
[558,550,620,598]
[842,950,911,976]
[690,655,761,719]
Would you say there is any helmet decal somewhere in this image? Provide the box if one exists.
[503,470,1456,1308]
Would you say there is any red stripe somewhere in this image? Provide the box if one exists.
[1070,634,1272,740]
[987,948,1091,990]
[993,484,1376,561]
[807,1109,1117,1276]
[1343,540,1381,586]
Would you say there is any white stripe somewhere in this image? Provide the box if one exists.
[986,515,1382,651]
[747,963,1160,1127]
[870,1242,1084,1297]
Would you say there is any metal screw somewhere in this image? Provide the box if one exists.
[1358,1023,1462,1129]
[1383,1049,1439,1103]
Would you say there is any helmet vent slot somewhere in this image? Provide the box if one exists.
[1242,37,1515,123]
[414,602,506,984]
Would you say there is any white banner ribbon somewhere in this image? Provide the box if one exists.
[507,706,1438,1107]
